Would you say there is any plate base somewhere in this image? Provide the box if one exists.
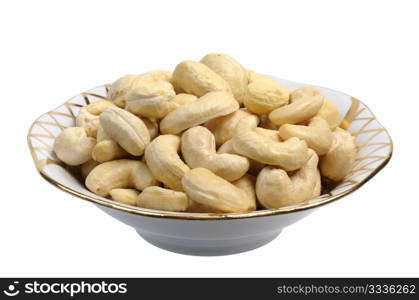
[136,229,281,256]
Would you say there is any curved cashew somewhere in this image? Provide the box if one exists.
[80,159,100,178]
[279,116,333,155]
[53,127,96,166]
[108,74,137,107]
[200,53,248,103]
[181,168,254,213]
[172,61,231,97]
[144,135,190,191]
[124,80,177,119]
[86,159,157,197]
[108,71,172,108]
[110,188,139,206]
[188,174,257,213]
[127,93,197,121]
[137,186,188,212]
[320,127,356,181]
[291,87,342,129]
[91,124,127,163]
[205,109,252,146]
[171,93,198,106]
[75,100,117,137]
[221,130,283,149]
[217,139,265,176]
[269,87,324,126]
[100,107,150,156]
[256,149,320,208]
[160,91,239,135]
[181,126,249,181]
[230,124,286,173]
[315,99,342,129]
[232,115,309,171]
[243,71,290,114]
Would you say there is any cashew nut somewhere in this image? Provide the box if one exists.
[126,92,197,121]
[232,115,309,171]
[85,159,157,197]
[217,139,265,176]
[315,99,342,129]
[108,74,137,107]
[205,109,252,146]
[172,61,231,97]
[181,126,249,181]
[200,53,248,103]
[243,71,290,114]
[222,126,284,174]
[320,127,356,181]
[109,71,173,108]
[75,101,117,137]
[124,80,177,119]
[187,173,257,213]
[269,87,324,125]
[291,87,342,129]
[136,186,188,212]
[91,123,128,163]
[160,91,239,135]
[110,188,139,206]
[100,107,150,156]
[256,149,320,208]
[144,135,190,191]
[53,127,96,166]
[182,168,254,213]
[279,116,333,155]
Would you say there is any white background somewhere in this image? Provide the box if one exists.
[0,0,418,277]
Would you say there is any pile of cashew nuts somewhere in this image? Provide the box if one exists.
[53,53,357,213]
